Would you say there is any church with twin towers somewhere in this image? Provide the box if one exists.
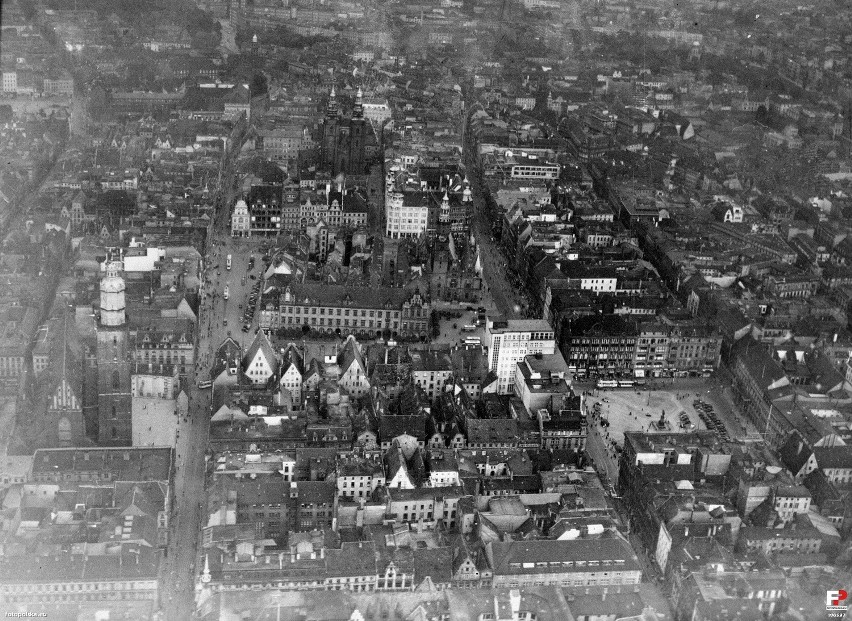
[320,85,375,176]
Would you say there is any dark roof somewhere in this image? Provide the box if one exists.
[694,599,763,621]
[814,446,852,471]
[281,283,426,310]
[488,537,640,575]
[379,414,426,441]
[568,588,644,618]
[731,337,787,389]
[31,448,172,481]
[324,541,377,576]
[466,418,519,444]
[0,544,161,583]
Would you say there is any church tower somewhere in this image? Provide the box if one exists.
[100,261,126,327]
[321,85,340,172]
[348,86,366,175]
[96,260,133,445]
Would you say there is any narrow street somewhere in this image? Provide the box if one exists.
[463,103,526,320]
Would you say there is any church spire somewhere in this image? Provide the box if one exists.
[201,554,211,584]
[326,85,339,118]
[353,86,364,118]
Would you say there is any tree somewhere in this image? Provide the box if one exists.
[301,324,311,336]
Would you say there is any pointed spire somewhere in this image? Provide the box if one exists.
[326,85,339,118]
[201,554,211,584]
[353,85,364,119]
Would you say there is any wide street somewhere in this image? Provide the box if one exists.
[160,137,244,620]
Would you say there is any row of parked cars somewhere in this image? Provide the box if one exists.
[242,278,262,332]
[694,399,730,441]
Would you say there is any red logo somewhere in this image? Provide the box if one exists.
[827,590,848,609]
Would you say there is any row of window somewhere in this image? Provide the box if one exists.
[284,307,403,318]
[283,316,405,329]
[3,580,154,593]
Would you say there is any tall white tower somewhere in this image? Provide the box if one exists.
[99,261,126,327]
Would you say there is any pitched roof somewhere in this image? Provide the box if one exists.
[242,330,278,374]
[280,342,305,376]
[211,337,242,380]
[487,537,641,575]
[379,414,426,441]
[813,446,852,471]
[338,336,366,375]
[466,418,519,444]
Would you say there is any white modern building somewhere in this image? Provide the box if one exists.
[231,199,250,237]
[485,317,556,394]
[385,191,429,239]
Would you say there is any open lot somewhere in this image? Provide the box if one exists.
[581,377,755,488]
[584,387,710,444]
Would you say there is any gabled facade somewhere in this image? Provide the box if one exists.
[279,343,305,404]
[242,330,279,385]
[339,337,370,397]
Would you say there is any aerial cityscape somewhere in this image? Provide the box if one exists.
[1,0,852,619]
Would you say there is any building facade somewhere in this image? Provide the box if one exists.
[486,318,557,394]
[261,285,430,340]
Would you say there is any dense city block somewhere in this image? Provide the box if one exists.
[1,0,852,619]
